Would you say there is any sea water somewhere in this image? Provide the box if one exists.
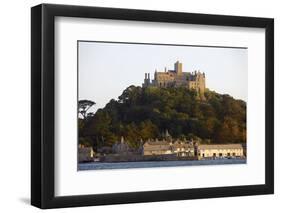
[78,159,246,170]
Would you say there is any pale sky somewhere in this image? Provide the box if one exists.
[78,41,247,113]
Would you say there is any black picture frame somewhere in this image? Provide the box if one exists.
[31,3,274,209]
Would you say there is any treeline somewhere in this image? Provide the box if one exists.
[79,86,246,150]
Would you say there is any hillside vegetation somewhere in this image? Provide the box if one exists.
[79,86,246,150]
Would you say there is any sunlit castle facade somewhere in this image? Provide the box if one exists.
[142,61,206,95]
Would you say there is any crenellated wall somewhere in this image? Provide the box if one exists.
[143,61,206,95]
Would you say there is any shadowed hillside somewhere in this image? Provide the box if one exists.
[79,86,246,151]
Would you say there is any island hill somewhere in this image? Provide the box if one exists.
[78,61,246,162]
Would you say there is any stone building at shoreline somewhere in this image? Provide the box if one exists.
[197,144,244,159]
[142,139,195,157]
[84,136,245,160]
[78,144,95,162]
[142,140,244,159]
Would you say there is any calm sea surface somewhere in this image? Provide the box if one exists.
[78,159,246,170]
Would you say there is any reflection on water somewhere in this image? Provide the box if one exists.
[78,159,246,171]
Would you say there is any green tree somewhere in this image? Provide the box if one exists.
[78,100,95,119]
[79,86,246,148]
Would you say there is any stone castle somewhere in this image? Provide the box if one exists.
[142,61,206,95]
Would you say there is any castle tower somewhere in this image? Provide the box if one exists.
[187,71,206,97]
[174,61,183,74]
[142,73,151,87]
[197,71,206,95]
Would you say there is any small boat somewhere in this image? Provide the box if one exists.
[93,158,100,162]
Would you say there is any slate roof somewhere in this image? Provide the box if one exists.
[198,144,243,150]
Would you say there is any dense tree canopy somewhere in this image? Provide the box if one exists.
[79,86,246,150]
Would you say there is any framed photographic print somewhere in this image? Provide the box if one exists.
[31,3,274,209]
